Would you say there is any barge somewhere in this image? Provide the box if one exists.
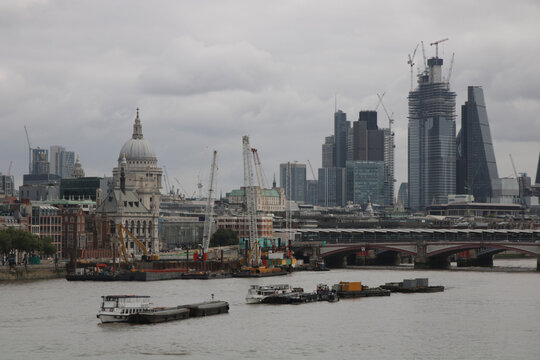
[128,301,229,323]
[380,278,444,293]
[333,282,390,298]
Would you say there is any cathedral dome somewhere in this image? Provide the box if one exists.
[118,109,157,161]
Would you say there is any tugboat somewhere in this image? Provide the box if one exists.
[97,295,155,323]
[316,284,339,302]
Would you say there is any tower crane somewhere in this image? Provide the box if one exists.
[174,177,188,197]
[251,148,270,211]
[307,160,317,181]
[376,93,395,130]
[430,38,449,58]
[446,52,455,84]
[24,126,32,173]
[509,154,525,206]
[420,41,427,71]
[201,150,218,257]
[407,43,419,91]
[242,136,260,266]
[162,165,173,195]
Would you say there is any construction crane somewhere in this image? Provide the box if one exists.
[509,154,525,206]
[430,38,449,58]
[407,43,420,91]
[201,150,218,256]
[162,165,173,195]
[242,136,260,266]
[24,126,32,174]
[376,93,395,130]
[251,147,272,214]
[446,52,455,84]
[307,160,317,181]
[420,41,427,71]
[174,177,188,197]
[116,223,158,268]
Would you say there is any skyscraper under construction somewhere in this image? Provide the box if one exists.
[408,51,456,210]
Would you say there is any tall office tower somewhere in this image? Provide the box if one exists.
[352,111,384,161]
[279,163,307,203]
[334,110,350,168]
[349,111,394,206]
[305,180,318,205]
[456,86,499,202]
[50,145,76,178]
[535,152,540,185]
[383,128,395,206]
[346,128,354,162]
[408,54,456,210]
[31,148,49,175]
[397,182,409,209]
[0,174,15,196]
[49,146,63,175]
[318,167,346,207]
[346,161,385,205]
[322,135,335,168]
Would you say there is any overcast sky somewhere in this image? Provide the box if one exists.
[1,0,539,197]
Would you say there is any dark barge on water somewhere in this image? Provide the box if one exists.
[127,301,229,324]
[333,282,391,298]
[380,278,444,293]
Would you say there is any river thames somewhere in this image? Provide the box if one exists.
[1,259,539,360]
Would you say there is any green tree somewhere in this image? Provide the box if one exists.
[40,236,57,256]
[210,228,239,247]
[0,229,12,255]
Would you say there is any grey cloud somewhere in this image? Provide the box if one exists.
[138,37,281,96]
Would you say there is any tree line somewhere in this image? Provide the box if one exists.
[0,227,57,257]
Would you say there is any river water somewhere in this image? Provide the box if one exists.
[1,259,539,360]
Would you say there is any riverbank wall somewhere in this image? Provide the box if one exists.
[0,264,66,281]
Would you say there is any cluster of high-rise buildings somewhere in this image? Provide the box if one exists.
[279,49,540,212]
[278,107,395,209]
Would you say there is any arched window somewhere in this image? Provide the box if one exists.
[136,221,141,235]
[130,221,135,234]
[142,221,146,235]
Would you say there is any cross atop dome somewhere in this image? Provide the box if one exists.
[132,108,143,139]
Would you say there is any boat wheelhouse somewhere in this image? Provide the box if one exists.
[97,295,154,323]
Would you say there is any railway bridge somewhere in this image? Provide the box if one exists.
[286,228,540,270]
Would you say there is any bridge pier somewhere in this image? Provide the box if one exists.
[414,256,450,270]
[457,256,493,268]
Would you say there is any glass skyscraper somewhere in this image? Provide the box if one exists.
[334,110,350,168]
[346,160,385,206]
[408,56,456,210]
[279,163,306,203]
[456,86,499,202]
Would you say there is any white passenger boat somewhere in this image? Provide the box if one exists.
[245,284,294,304]
[97,295,155,323]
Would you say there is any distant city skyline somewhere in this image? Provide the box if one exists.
[1,1,539,195]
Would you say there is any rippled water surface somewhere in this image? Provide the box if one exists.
[1,261,539,360]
